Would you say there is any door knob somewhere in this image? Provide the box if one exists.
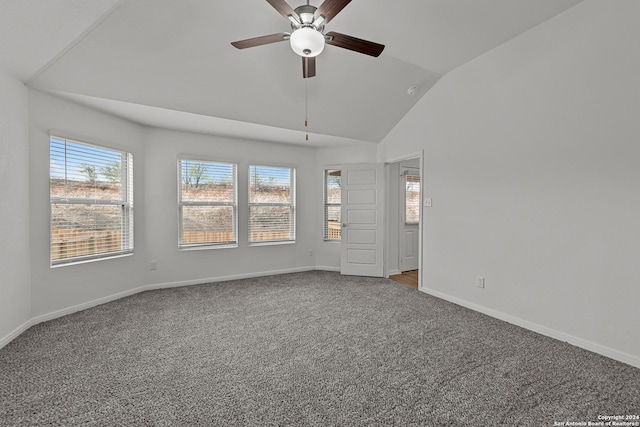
[341,223,347,228]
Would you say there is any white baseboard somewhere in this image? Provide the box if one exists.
[143,266,318,291]
[0,320,32,349]
[420,287,640,369]
[6,268,638,370]
[3,287,148,350]
[1,266,322,350]
[30,287,144,326]
[314,265,340,272]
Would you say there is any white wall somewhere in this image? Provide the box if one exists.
[378,0,640,366]
[314,143,377,269]
[27,91,331,319]
[0,68,31,344]
[28,90,148,318]
[24,88,351,326]
[143,127,318,284]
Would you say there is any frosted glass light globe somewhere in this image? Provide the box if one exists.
[290,27,325,57]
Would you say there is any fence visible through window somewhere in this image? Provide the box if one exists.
[50,136,133,265]
[178,159,237,249]
[249,165,296,243]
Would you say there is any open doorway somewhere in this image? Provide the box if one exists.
[385,155,422,290]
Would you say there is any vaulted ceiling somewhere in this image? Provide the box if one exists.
[0,0,582,145]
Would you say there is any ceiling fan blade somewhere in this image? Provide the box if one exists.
[266,0,300,24]
[314,0,352,24]
[231,32,288,49]
[302,57,316,78]
[326,31,385,57]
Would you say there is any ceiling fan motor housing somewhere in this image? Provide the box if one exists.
[292,5,322,29]
[289,5,326,57]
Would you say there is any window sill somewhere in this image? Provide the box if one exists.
[50,252,133,268]
[179,243,238,251]
[248,241,296,247]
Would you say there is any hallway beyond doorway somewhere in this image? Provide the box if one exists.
[389,270,418,289]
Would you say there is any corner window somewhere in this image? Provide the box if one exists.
[324,169,341,240]
[50,137,133,266]
[249,165,296,244]
[178,159,237,249]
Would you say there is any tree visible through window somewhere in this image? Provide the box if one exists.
[324,169,341,240]
[178,159,237,249]
[249,165,296,243]
[50,137,133,266]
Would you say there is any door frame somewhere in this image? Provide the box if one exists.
[384,151,424,290]
[399,165,420,272]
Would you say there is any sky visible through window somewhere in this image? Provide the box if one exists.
[50,137,121,182]
[250,165,292,188]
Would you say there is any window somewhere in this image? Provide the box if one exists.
[178,159,237,249]
[324,169,341,240]
[249,165,296,244]
[50,136,133,266]
[405,173,420,224]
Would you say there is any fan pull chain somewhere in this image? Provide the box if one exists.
[305,80,309,141]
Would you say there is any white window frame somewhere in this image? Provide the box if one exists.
[248,164,296,245]
[404,172,420,225]
[324,168,341,241]
[49,136,133,267]
[178,158,238,250]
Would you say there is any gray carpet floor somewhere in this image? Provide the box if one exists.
[1,271,638,426]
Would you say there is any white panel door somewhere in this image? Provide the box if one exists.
[400,167,420,271]
[340,164,384,277]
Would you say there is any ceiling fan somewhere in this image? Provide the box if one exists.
[231,0,385,78]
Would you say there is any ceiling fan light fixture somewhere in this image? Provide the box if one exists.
[290,27,325,57]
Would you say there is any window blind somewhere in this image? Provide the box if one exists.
[405,174,420,224]
[50,137,133,266]
[178,159,237,248]
[248,165,296,243]
[324,169,341,240]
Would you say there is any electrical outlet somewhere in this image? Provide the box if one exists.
[476,276,485,288]
[150,260,158,270]
[308,249,313,257]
